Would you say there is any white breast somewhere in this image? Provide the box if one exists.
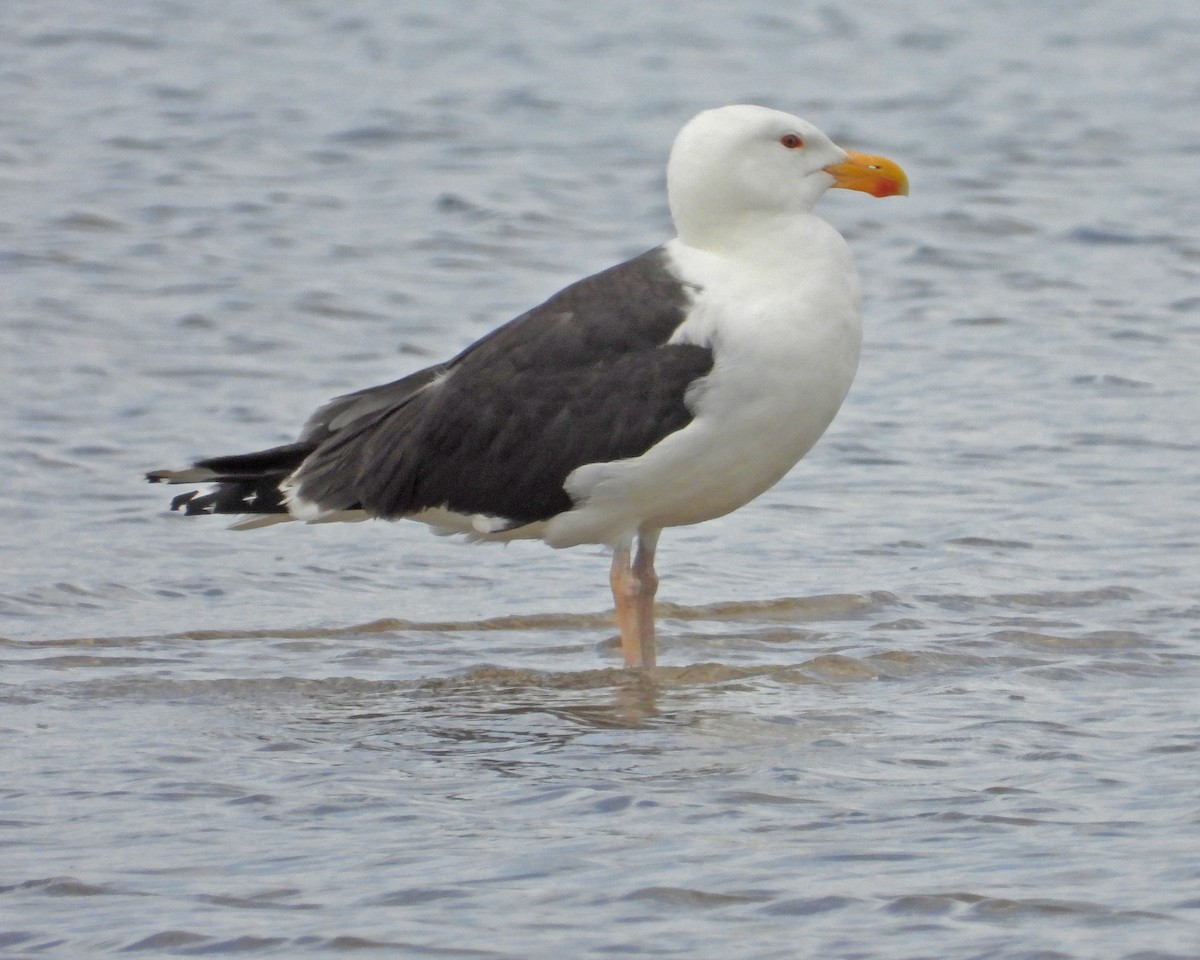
[545,216,863,549]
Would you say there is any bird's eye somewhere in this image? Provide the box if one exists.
[779,134,804,149]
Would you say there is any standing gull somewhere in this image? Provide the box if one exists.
[147,104,908,669]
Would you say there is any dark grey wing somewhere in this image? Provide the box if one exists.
[147,362,447,516]
[297,363,447,445]
[290,247,713,525]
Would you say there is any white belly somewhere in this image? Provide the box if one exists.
[543,231,863,548]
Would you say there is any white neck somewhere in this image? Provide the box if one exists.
[674,210,852,280]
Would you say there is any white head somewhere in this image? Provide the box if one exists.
[666,105,907,249]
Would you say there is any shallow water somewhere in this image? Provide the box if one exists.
[3,1,1199,957]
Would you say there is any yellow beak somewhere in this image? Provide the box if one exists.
[824,150,909,198]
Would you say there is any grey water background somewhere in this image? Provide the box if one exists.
[2,0,1199,957]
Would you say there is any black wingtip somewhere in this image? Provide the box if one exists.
[169,490,217,514]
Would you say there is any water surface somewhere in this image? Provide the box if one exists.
[2,1,1198,957]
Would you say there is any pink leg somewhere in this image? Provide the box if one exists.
[609,530,660,669]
